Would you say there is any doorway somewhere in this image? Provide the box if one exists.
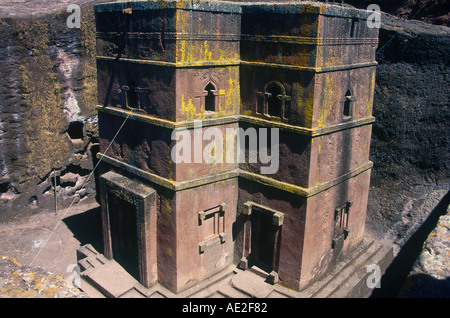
[100,171,157,287]
[250,209,279,273]
[108,195,140,281]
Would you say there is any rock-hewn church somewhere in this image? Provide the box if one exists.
[93,0,379,294]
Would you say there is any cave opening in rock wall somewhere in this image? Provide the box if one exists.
[67,121,84,140]
[0,182,9,194]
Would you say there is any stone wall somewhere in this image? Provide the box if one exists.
[320,0,449,26]
[0,5,99,221]
[365,13,450,251]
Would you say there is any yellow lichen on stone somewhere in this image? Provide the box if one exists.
[367,70,375,117]
[180,94,196,121]
[219,48,239,63]
[316,74,335,128]
[176,10,188,63]
[1,255,22,267]
[0,255,86,298]
[10,14,78,182]
[201,41,213,62]
[164,197,172,221]
[295,82,314,128]
[225,67,239,114]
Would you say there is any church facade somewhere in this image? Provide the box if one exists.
[94,0,379,293]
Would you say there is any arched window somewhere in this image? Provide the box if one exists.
[343,89,352,118]
[265,82,283,117]
[204,83,216,112]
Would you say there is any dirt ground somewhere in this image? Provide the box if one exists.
[0,197,102,280]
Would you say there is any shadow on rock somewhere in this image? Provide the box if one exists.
[62,205,103,254]
[371,189,450,298]
[398,274,450,298]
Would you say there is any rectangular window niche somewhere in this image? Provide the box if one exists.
[198,203,227,254]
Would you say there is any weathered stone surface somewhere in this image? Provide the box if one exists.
[411,211,450,280]
[0,0,447,298]
[314,0,450,27]
[231,267,273,298]
[398,206,450,297]
[0,255,87,298]
[0,4,100,220]
[93,0,378,294]
[365,12,450,250]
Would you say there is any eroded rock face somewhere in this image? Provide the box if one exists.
[0,6,99,220]
[365,13,450,248]
[313,0,449,26]
[398,207,450,297]
[411,211,450,280]
[0,255,87,298]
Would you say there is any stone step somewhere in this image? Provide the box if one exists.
[208,291,227,298]
[313,241,381,298]
[76,244,99,261]
[248,265,270,278]
[267,289,290,298]
[119,287,148,298]
[147,290,169,298]
[75,239,394,298]
[231,268,274,298]
[78,254,108,271]
[217,282,251,298]
[80,259,141,298]
[188,283,227,298]
[79,277,107,298]
[278,237,375,298]
[329,243,393,298]
[133,283,167,298]
[288,237,393,298]
[180,264,236,298]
